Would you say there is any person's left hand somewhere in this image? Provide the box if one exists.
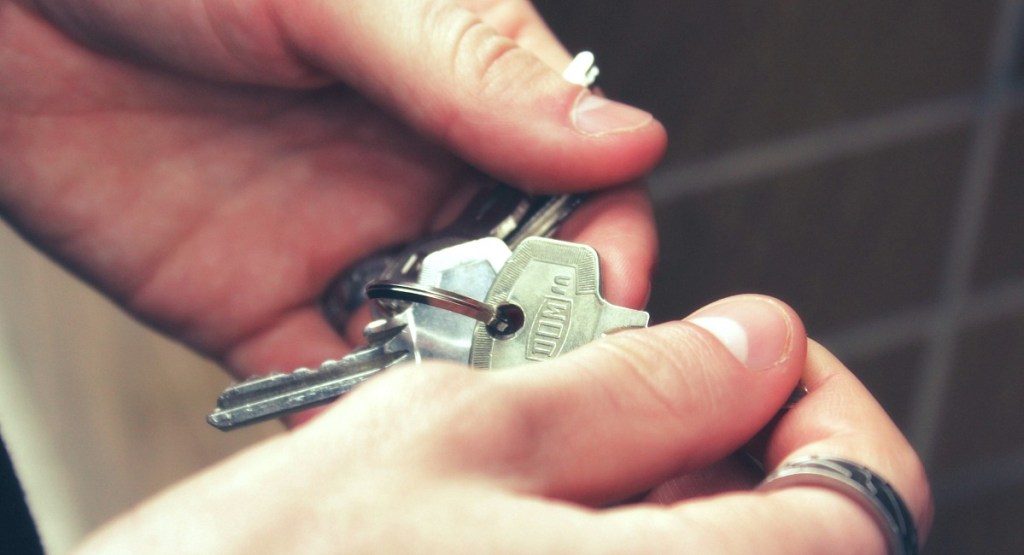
[0,0,665,384]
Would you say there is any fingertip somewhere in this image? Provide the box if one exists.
[442,80,668,192]
[571,92,656,137]
[684,295,806,373]
[535,98,668,190]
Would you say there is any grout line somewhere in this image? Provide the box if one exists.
[648,94,977,202]
[1016,1,1024,86]
[961,277,1024,324]
[818,277,1024,360]
[648,86,1024,205]
[906,0,1024,465]
[817,306,937,360]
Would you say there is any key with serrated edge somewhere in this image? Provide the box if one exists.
[207,238,511,430]
[207,325,408,430]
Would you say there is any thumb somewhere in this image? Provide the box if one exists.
[276,0,667,190]
[485,294,807,504]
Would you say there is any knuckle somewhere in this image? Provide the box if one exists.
[441,8,522,88]
[424,4,548,132]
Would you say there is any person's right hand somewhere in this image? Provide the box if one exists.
[75,295,932,554]
[1,0,666,384]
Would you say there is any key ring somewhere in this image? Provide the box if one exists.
[366,280,526,338]
[366,280,496,323]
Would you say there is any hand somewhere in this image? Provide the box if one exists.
[0,0,666,380]
[75,295,932,554]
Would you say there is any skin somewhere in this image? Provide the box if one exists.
[74,299,932,554]
[0,1,931,552]
[1,0,663,379]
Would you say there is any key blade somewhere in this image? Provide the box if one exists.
[505,194,586,251]
[207,347,409,431]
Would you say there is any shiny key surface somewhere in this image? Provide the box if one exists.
[470,237,649,369]
[369,237,512,364]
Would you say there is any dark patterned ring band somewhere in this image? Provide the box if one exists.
[758,456,918,555]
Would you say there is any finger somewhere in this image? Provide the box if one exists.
[591,340,932,554]
[518,295,805,503]
[476,341,933,553]
[397,294,804,504]
[557,182,657,309]
[276,0,667,191]
[424,486,895,554]
[587,487,909,554]
[759,339,934,539]
[584,341,932,553]
[224,306,352,379]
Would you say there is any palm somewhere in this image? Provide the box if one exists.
[1,9,480,378]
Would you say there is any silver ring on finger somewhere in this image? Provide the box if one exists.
[758,456,918,555]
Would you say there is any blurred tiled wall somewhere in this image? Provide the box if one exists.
[536,1,1024,553]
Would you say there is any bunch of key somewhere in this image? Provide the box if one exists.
[207,53,650,431]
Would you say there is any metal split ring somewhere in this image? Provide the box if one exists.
[365,280,525,338]
[758,456,918,555]
[367,280,496,323]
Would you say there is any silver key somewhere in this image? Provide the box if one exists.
[369,237,512,364]
[207,322,409,430]
[208,237,641,429]
[365,239,647,370]
[470,237,649,369]
[208,239,513,430]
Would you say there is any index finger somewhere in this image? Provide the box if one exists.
[556,182,657,309]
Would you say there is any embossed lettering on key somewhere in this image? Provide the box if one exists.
[470,237,649,369]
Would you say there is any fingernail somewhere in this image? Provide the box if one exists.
[686,296,792,370]
[571,92,653,136]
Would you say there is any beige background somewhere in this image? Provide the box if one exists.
[0,221,279,553]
